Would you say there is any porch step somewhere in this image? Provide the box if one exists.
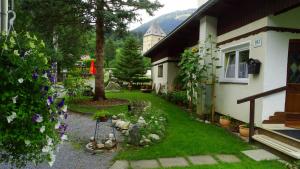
[253,134,300,159]
[263,112,285,124]
[263,112,300,128]
[286,113,300,129]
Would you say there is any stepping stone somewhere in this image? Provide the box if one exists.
[159,157,189,167]
[109,160,129,169]
[242,149,279,161]
[130,160,160,169]
[215,154,241,163]
[188,155,218,165]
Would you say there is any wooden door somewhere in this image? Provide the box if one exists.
[285,40,300,112]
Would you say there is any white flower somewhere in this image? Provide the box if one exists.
[42,73,48,78]
[48,151,56,167]
[36,115,43,123]
[18,78,24,83]
[42,145,51,153]
[46,136,53,146]
[25,140,31,146]
[61,134,68,141]
[59,114,64,120]
[40,126,45,133]
[12,95,18,104]
[62,105,67,113]
[55,121,61,129]
[47,99,51,106]
[7,112,17,123]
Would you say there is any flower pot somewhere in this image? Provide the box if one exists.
[219,118,231,128]
[99,116,108,122]
[239,125,249,137]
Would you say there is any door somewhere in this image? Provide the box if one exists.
[285,40,300,112]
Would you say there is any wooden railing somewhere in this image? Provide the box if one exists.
[237,86,287,143]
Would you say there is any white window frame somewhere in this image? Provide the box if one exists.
[219,42,250,84]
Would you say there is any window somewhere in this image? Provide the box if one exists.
[221,44,250,83]
[158,65,163,77]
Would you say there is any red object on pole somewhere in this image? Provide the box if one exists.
[89,60,96,75]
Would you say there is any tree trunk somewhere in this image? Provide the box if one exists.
[94,14,106,101]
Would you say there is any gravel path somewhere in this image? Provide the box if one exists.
[1,112,122,169]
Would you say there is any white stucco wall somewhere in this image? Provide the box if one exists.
[216,32,267,124]
[215,7,300,125]
[151,57,179,93]
[261,7,300,122]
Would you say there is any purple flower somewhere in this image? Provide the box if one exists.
[44,86,49,91]
[64,113,68,119]
[32,72,38,80]
[32,114,43,123]
[57,99,65,108]
[50,76,55,83]
[47,96,53,104]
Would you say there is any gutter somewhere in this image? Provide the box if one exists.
[143,0,220,57]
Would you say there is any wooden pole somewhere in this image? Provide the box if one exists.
[249,100,255,143]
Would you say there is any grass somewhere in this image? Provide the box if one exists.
[158,160,285,169]
[105,91,286,169]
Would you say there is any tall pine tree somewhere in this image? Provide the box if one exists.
[114,36,146,85]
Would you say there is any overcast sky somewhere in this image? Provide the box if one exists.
[129,0,208,30]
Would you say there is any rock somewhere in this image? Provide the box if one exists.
[148,134,160,141]
[128,124,141,146]
[115,120,130,130]
[124,130,129,136]
[137,116,146,126]
[90,136,95,142]
[140,138,151,146]
[112,119,118,125]
[109,133,115,141]
[104,139,114,148]
[96,143,104,149]
[205,120,211,124]
[120,122,130,130]
[112,115,118,120]
[144,138,151,143]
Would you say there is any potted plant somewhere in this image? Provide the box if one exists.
[94,110,111,122]
[219,115,231,128]
[239,123,250,137]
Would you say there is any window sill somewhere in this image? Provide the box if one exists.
[219,78,249,84]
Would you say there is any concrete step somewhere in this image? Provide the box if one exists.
[253,134,300,159]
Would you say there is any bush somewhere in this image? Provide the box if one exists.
[159,91,189,107]
[0,32,67,167]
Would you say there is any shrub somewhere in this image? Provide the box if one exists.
[0,32,67,167]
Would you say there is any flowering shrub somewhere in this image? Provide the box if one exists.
[0,32,67,167]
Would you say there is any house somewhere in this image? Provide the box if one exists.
[143,0,300,159]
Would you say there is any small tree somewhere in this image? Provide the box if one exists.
[114,36,146,86]
[179,35,221,120]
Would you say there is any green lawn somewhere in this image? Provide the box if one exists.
[105,91,285,169]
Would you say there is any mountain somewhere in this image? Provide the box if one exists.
[132,8,196,36]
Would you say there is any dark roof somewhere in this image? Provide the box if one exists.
[143,0,219,58]
[144,0,300,58]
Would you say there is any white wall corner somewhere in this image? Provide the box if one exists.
[199,16,218,43]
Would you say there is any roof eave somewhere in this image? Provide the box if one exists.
[143,0,220,58]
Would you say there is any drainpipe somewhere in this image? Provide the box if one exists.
[1,0,8,33]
